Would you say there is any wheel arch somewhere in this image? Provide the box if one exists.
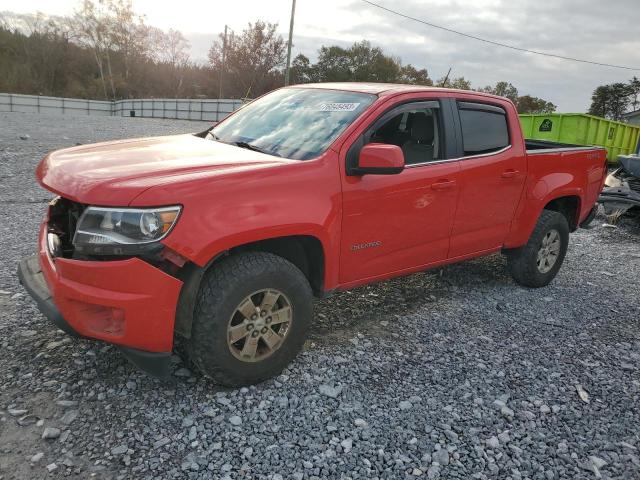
[543,195,582,231]
[174,234,326,339]
[505,187,584,249]
[226,235,325,295]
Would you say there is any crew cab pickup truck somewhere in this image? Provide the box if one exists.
[18,83,607,386]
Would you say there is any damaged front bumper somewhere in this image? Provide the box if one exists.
[17,222,184,379]
[18,254,177,379]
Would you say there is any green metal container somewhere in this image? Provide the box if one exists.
[519,113,640,163]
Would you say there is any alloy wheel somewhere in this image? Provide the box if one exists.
[227,289,293,363]
[536,229,561,274]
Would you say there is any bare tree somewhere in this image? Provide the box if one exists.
[71,0,113,99]
[106,0,150,87]
[13,13,74,95]
[70,0,150,99]
[155,28,191,97]
[208,21,286,98]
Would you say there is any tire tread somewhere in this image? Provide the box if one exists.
[507,210,569,288]
[188,251,312,386]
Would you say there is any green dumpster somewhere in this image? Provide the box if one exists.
[519,113,640,163]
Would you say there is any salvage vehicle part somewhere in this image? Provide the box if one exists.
[599,155,640,218]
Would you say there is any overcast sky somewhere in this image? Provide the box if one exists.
[2,0,639,111]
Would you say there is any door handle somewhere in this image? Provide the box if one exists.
[431,179,456,190]
[501,169,519,179]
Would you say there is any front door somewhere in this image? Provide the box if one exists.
[339,99,460,285]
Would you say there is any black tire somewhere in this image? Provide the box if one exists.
[188,251,312,386]
[506,210,569,288]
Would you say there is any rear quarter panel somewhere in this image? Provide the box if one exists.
[505,148,606,247]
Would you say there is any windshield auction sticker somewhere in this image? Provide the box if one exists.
[318,102,361,112]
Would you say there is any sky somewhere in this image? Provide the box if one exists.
[1,0,639,111]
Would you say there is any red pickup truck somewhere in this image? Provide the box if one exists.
[19,83,607,386]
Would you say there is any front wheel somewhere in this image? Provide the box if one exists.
[188,252,313,386]
[506,210,569,288]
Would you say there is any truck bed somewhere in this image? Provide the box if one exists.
[525,139,603,154]
[519,139,607,234]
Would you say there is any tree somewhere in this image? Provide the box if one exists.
[314,45,352,82]
[349,41,400,82]
[438,76,471,90]
[0,10,216,99]
[311,41,432,86]
[290,53,314,84]
[154,28,190,97]
[476,81,555,112]
[588,83,633,120]
[71,0,114,99]
[1,11,562,108]
[208,21,286,98]
[477,81,519,103]
[588,85,608,118]
[492,81,519,104]
[399,64,432,86]
[516,95,556,114]
[106,0,151,95]
[15,14,72,95]
[629,76,640,112]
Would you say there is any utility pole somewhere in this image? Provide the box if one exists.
[440,67,451,87]
[219,25,228,99]
[284,0,296,86]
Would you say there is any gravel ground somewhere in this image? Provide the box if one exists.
[1,111,639,480]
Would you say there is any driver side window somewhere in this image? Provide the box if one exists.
[369,107,441,165]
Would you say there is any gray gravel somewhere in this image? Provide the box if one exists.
[1,111,640,479]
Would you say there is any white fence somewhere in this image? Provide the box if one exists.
[0,93,244,122]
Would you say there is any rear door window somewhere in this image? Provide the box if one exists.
[458,103,509,156]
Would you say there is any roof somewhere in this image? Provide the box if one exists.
[623,108,640,118]
[290,82,506,101]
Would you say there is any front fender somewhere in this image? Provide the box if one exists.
[187,224,334,270]
[171,226,333,339]
[131,151,343,289]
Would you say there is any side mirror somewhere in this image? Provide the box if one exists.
[355,143,405,175]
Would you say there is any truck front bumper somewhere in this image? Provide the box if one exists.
[17,223,184,378]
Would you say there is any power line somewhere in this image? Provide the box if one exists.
[360,0,640,71]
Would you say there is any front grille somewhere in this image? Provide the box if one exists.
[47,197,86,258]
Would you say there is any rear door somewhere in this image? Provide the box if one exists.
[448,101,527,258]
[338,98,460,285]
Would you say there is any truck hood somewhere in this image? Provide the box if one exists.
[37,134,292,205]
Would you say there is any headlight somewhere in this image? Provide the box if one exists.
[73,206,181,255]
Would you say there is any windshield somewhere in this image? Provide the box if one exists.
[210,88,376,160]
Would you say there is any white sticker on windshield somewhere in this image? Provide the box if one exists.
[318,102,360,112]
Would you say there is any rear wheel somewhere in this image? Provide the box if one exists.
[506,210,569,288]
[188,252,312,386]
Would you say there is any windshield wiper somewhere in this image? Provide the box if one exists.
[231,141,280,157]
